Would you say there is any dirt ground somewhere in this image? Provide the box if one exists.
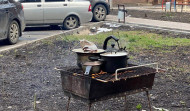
[111,9,190,23]
[0,24,189,111]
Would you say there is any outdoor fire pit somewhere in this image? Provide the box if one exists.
[56,63,159,111]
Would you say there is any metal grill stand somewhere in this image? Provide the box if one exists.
[58,63,159,111]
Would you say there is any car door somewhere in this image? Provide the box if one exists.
[0,0,4,38]
[43,0,69,24]
[21,0,43,25]
[0,0,9,39]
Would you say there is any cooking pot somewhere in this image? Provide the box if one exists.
[100,52,129,73]
[72,48,105,68]
[82,61,102,75]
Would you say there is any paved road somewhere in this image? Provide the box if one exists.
[0,26,64,52]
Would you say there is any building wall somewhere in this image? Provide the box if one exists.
[112,0,158,5]
[113,0,147,4]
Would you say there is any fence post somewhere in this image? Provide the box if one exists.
[109,0,113,9]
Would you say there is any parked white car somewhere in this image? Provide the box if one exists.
[19,0,92,30]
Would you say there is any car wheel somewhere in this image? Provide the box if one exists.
[93,4,107,22]
[7,20,20,44]
[63,15,79,30]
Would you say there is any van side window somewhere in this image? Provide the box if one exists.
[21,0,41,3]
[45,0,65,2]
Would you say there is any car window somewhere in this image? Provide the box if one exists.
[45,0,65,2]
[18,0,41,3]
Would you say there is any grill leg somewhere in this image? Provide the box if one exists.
[88,103,91,111]
[124,96,127,103]
[124,95,128,111]
[67,97,71,111]
[146,91,152,111]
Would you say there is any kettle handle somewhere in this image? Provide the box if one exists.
[103,35,119,50]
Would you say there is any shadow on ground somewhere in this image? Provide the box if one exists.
[0,40,8,46]
[24,25,63,31]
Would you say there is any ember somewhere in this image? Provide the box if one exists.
[91,71,107,78]
[61,64,156,82]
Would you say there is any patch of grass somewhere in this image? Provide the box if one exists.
[165,12,174,17]
[61,31,190,52]
[33,93,37,110]
[136,103,142,110]
[180,101,186,106]
[14,49,18,53]
[28,51,33,54]
[129,55,135,60]
[42,39,53,45]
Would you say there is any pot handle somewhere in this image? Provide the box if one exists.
[98,59,105,62]
[89,56,105,63]
[84,66,92,75]
[88,56,100,61]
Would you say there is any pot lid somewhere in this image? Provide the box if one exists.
[72,48,105,53]
[100,52,128,57]
[83,61,102,66]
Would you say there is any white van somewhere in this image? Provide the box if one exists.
[20,0,92,30]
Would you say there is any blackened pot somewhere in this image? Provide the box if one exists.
[100,52,129,73]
